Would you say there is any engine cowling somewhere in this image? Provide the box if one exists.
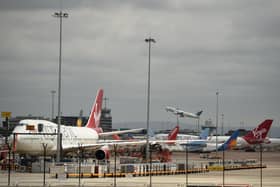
[141,143,163,154]
[150,143,162,152]
[95,146,110,160]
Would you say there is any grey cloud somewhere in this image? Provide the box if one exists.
[1,0,280,127]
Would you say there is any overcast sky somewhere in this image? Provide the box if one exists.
[0,0,280,130]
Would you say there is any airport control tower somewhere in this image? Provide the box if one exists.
[202,118,216,135]
[100,97,112,132]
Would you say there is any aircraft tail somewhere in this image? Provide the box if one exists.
[196,110,203,117]
[218,130,239,151]
[168,125,179,140]
[242,119,273,144]
[199,128,209,140]
[85,89,103,132]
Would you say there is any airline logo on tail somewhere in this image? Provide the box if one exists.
[93,103,101,127]
[85,89,103,132]
[252,128,267,140]
[218,130,239,151]
[227,138,237,150]
[243,119,273,144]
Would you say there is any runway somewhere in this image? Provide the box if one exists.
[0,151,279,187]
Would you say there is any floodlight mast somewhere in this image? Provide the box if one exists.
[53,11,68,162]
[145,37,156,161]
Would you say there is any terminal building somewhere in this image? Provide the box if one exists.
[0,104,112,137]
[100,108,112,132]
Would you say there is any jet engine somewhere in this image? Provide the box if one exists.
[141,143,163,154]
[150,143,162,152]
[95,146,110,160]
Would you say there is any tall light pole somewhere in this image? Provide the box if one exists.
[42,143,48,187]
[185,145,189,187]
[145,37,155,187]
[145,37,156,159]
[51,90,56,121]
[221,113,224,135]
[215,91,219,156]
[53,11,68,162]
[197,117,200,133]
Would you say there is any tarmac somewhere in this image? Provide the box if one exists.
[0,150,279,187]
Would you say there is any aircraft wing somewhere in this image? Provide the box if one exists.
[62,139,205,151]
[62,140,144,151]
[98,128,144,137]
[61,139,148,154]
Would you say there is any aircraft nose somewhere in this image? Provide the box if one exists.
[7,135,13,145]
[7,133,18,151]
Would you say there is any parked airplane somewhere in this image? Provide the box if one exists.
[257,137,280,151]
[174,128,210,141]
[111,126,181,161]
[179,130,238,153]
[155,128,209,152]
[165,106,202,119]
[10,89,205,161]
[207,119,273,149]
[114,125,180,142]
[203,130,239,152]
[10,89,144,160]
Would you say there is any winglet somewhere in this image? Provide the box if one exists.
[242,119,273,144]
[85,89,103,132]
[218,130,239,151]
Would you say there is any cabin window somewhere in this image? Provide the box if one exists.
[26,125,35,131]
[38,123,43,132]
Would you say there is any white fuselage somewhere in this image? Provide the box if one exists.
[255,138,280,150]
[207,136,251,149]
[11,119,99,155]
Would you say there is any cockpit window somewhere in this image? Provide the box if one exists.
[26,125,35,130]
[38,123,43,132]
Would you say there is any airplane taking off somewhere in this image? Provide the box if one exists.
[10,89,144,160]
[207,119,273,149]
[165,106,202,119]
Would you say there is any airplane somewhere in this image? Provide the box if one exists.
[181,130,239,153]
[9,89,144,160]
[111,126,181,161]
[165,106,203,119]
[10,89,205,161]
[256,137,280,151]
[114,125,180,142]
[207,119,273,149]
[174,128,210,141]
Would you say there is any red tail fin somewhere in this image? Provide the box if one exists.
[243,119,273,144]
[85,89,103,132]
[168,125,179,141]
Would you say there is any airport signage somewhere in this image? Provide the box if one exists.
[1,111,11,118]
